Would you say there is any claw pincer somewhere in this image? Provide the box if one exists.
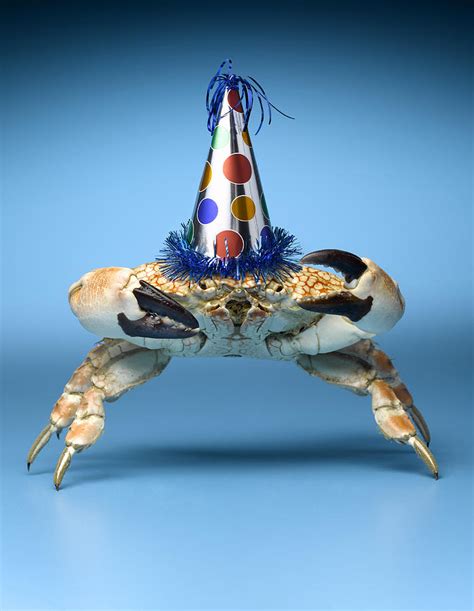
[118,281,199,339]
[297,249,373,322]
[301,249,368,284]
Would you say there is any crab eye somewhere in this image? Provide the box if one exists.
[198,281,208,290]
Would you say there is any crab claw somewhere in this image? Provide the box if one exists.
[301,249,368,285]
[70,268,199,342]
[300,249,405,335]
[118,281,199,339]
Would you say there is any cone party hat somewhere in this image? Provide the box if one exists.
[160,60,300,281]
[191,83,269,259]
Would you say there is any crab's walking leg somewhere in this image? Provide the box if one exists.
[341,339,431,445]
[296,343,438,479]
[27,339,170,489]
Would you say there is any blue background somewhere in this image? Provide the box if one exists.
[2,1,472,609]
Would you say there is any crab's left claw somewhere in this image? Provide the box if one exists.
[299,249,405,335]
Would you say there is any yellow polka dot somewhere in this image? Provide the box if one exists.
[199,162,212,192]
[231,195,256,221]
[242,130,252,146]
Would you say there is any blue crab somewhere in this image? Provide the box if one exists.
[27,249,438,489]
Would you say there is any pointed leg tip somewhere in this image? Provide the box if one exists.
[55,483,61,491]
[27,462,31,472]
[434,472,439,480]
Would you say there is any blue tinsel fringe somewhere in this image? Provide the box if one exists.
[157,225,302,282]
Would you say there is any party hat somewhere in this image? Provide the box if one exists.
[160,60,300,281]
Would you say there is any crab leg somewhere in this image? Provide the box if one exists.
[341,339,431,445]
[27,357,96,469]
[296,347,438,479]
[27,339,171,489]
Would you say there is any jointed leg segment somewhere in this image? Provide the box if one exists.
[27,339,170,489]
[297,340,438,478]
[341,339,431,444]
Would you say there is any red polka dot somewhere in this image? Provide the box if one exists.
[228,89,243,113]
[223,154,252,184]
[215,230,244,258]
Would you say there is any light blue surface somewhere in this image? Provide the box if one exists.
[2,1,472,610]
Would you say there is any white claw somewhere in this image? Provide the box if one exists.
[344,278,359,290]
[350,258,405,335]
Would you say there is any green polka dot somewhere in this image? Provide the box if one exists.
[186,220,194,244]
[211,125,230,149]
[261,193,269,218]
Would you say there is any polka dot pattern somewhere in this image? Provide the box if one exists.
[260,225,272,248]
[211,125,229,150]
[228,89,243,113]
[186,220,194,243]
[190,87,272,260]
[197,198,218,224]
[215,230,244,258]
[199,161,212,191]
[223,153,252,184]
[242,130,252,146]
[231,195,256,221]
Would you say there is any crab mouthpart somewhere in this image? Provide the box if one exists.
[225,298,252,326]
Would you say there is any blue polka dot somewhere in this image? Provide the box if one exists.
[197,198,218,224]
[260,225,273,248]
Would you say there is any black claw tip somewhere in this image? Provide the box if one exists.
[118,280,200,340]
[27,462,31,472]
[434,472,439,480]
[297,293,373,322]
[56,431,61,439]
[301,249,368,283]
[118,312,199,339]
[55,484,60,491]
[133,281,199,329]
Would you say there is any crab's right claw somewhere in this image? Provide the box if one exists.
[300,249,405,335]
[118,281,199,339]
[70,267,200,341]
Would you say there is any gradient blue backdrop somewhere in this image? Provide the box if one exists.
[1,1,472,609]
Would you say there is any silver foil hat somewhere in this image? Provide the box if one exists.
[189,87,271,259]
[159,60,300,282]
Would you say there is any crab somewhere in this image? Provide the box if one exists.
[27,248,438,489]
